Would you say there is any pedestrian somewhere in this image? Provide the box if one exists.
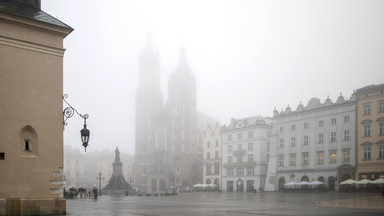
[93,185,98,199]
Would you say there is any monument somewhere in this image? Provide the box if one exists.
[103,147,132,195]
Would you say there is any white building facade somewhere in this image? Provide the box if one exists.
[222,117,272,192]
[265,94,356,191]
[203,123,222,188]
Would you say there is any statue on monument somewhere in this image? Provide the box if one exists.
[103,146,132,195]
[115,147,120,162]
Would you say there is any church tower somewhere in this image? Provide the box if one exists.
[166,48,201,187]
[134,35,164,190]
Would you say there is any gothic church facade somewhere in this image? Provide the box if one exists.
[134,38,203,192]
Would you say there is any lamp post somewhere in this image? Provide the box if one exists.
[172,175,175,194]
[96,172,105,195]
[63,94,90,151]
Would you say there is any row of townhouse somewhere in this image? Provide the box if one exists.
[203,83,384,192]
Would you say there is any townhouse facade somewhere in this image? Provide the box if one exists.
[203,123,222,188]
[222,117,272,192]
[265,94,357,191]
[355,84,384,180]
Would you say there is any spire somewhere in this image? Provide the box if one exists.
[144,30,154,54]
[175,47,191,73]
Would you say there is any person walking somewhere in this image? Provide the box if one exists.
[93,185,98,199]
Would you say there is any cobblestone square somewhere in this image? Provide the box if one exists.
[66,192,384,216]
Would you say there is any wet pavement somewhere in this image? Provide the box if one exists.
[66,191,384,216]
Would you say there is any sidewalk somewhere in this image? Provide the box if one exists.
[317,195,384,210]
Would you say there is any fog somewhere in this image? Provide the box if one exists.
[43,0,384,155]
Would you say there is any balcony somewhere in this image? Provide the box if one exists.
[223,161,256,168]
[233,150,246,156]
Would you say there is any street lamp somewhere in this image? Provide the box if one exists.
[63,94,90,151]
[96,172,105,195]
[172,175,175,194]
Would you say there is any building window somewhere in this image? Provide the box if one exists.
[236,168,244,176]
[279,139,284,148]
[248,131,253,138]
[215,151,219,159]
[289,153,296,166]
[228,135,232,141]
[248,154,254,162]
[76,160,79,166]
[331,118,337,125]
[246,167,255,175]
[291,125,296,131]
[363,104,371,115]
[278,155,284,167]
[378,146,384,159]
[207,152,210,159]
[302,152,309,165]
[215,140,218,147]
[228,156,233,163]
[329,151,337,164]
[207,141,210,148]
[303,136,309,145]
[379,101,384,113]
[319,120,324,127]
[228,168,234,176]
[318,134,324,144]
[24,140,31,151]
[238,144,243,151]
[280,127,284,132]
[344,130,350,141]
[248,143,253,151]
[317,151,324,164]
[291,137,296,147]
[206,163,211,175]
[364,125,371,137]
[343,149,350,162]
[363,147,371,160]
[237,155,243,163]
[214,162,220,174]
[331,132,336,142]
[228,145,232,153]
[379,123,384,136]
[237,133,243,140]
[344,116,350,123]
[304,123,309,129]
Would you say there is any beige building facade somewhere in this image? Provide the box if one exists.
[355,84,384,180]
[203,123,222,189]
[0,1,72,215]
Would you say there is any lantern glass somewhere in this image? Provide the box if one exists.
[80,125,90,149]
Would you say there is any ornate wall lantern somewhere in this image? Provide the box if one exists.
[63,94,90,151]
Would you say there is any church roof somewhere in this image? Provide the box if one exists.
[0,2,73,31]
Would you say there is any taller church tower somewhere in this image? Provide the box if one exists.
[134,36,164,190]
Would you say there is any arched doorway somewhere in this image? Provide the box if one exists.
[214,178,220,186]
[151,178,157,192]
[317,176,325,182]
[278,177,285,191]
[159,179,166,191]
[206,179,211,184]
[341,174,351,182]
[328,176,335,191]
[301,175,309,182]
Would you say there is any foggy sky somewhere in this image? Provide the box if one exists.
[43,0,384,155]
